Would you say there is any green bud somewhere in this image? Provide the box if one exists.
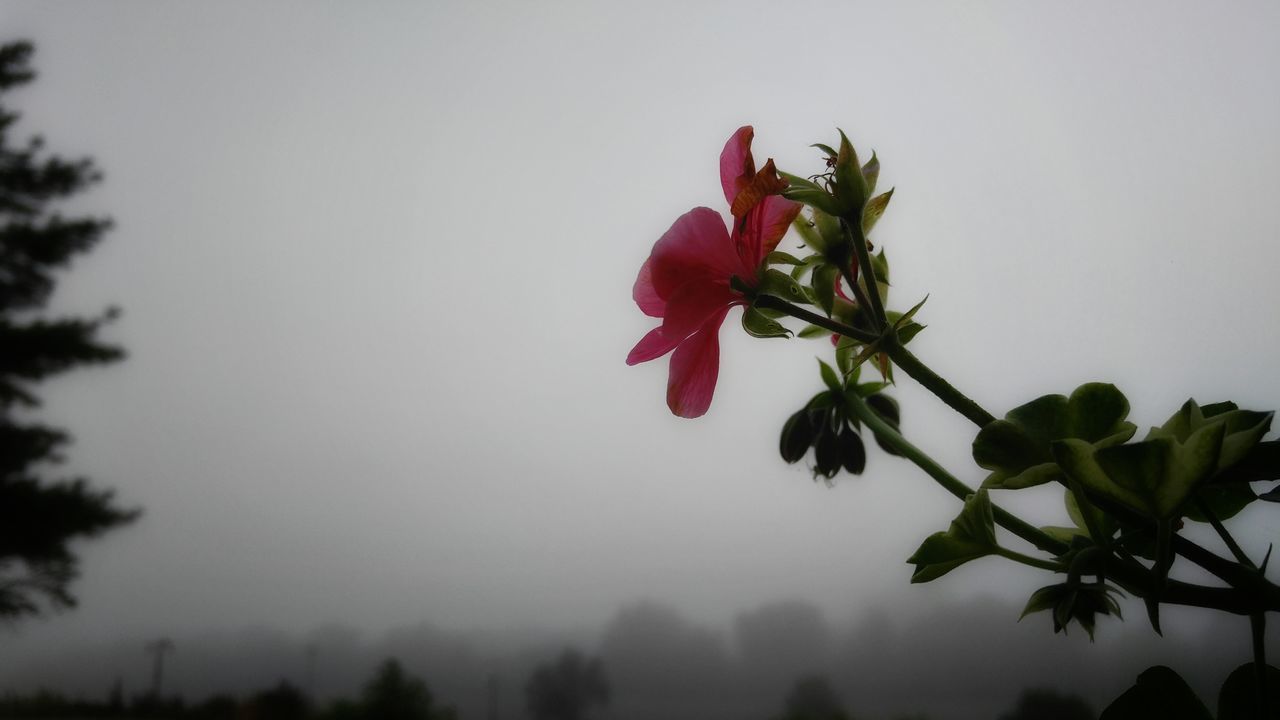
[832,129,869,216]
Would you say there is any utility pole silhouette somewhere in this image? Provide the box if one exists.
[486,672,500,720]
[144,638,174,698]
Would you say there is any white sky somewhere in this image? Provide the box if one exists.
[1,0,1278,656]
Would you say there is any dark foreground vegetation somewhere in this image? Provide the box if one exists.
[0,652,1097,720]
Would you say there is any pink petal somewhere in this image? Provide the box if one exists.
[659,279,738,343]
[627,325,679,365]
[719,126,755,207]
[667,308,731,418]
[649,207,748,299]
[733,195,803,270]
[632,258,665,317]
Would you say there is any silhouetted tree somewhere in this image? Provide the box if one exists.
[775,675,852,720]
[0,39,136,619]
[996,688,1094,720]
[246,681,310,720]
[525,648,610,720]
[361,658,453,720]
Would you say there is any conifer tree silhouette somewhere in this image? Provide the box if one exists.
[0,40,138,619]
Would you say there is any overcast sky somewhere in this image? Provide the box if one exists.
[1,0,1278,668]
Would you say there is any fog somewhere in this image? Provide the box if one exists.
[1,1,1278,718]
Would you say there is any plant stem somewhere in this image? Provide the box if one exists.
[1253,612,1270,717]
[994,546,1064,573]
[841,218,887,326]
[883,343,997,427]
[1194,496,1254,568]
[844,391,1068,556]
[752,294,879,344]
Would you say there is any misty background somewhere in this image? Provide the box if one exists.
[1,1,1279,718]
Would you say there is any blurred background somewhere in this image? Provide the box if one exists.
[0,2,1278,718]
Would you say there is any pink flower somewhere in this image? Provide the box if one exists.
[627,127,801,418]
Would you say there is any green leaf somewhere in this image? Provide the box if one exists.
[1053,422,1226,520]
[765,250,804,266]
[797,324,829,339]
[818,359,842,393]
[1218,663,1280,720]
[907,490,997,582]
[1150,399,1273,473]
[862,188,893,236]
[973,383,1137,490]
[1185,482,1257,522]
[1064,487,1117,541]
[896,321,926,345]
[812,264,838,315]
[1100,666,1212,720]
[1215,440,1280,483]
[810,142,837,158]
[834,336,857,377]
[861,151,880,194]
[741,306,791,339]
[893,294,928,330]
[759,268,811,305]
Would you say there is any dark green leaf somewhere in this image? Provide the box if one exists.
[1100,666,1212,720]
[1218,662,1280,720]
[1054,422,1226,519]
[866,393,900,426]
[1215,441,1280,484]
[1185,483,1257,522]
[973,383,1136,490]
[907,490,997,582]
[818,359,842,393]
[1151,399,1273,473]
[896,321,926,345]
[741,306,791,339]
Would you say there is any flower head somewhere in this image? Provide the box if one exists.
[628,127,801,418]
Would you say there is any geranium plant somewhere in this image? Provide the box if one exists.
[629,126,1280,718]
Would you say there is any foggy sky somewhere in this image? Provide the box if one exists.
[1,0,1278,708]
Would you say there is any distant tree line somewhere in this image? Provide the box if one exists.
[0,658,456,720]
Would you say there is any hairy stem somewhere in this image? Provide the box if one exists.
[844,391,1067,556]
[883,343,997,427]
[752,294,879,344]
[841,218,887,326]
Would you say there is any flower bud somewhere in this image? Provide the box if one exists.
[779,409,815,464]
[839,426,866,475]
